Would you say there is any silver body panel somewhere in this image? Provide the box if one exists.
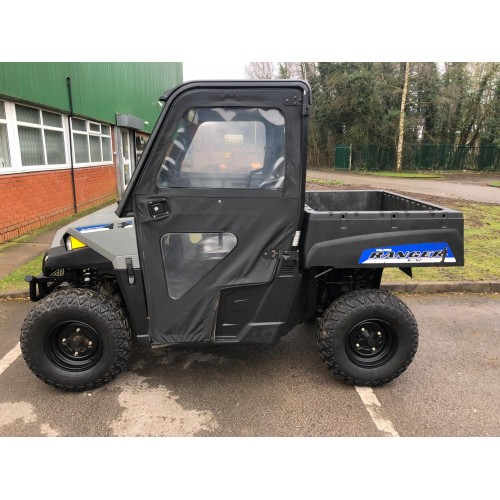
[52,204,140,269]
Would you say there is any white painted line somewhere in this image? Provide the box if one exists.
[355,386,400,437]
[0,343,21,376]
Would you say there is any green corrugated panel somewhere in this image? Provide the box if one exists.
[0,62,182,133]
[0,63,71,111]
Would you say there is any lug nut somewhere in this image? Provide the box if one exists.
[377,332,382,336]
[361,328,366,332]
[74,351,79,356]
[355,343,360,348]
[62,338,66,344]
[76,328,81,333]
[372,347,376,352]
[88,341,93,347]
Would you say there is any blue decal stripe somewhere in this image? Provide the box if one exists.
[76,223,113,233]
[359,242,455,264]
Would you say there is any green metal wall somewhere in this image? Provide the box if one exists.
[0,62,183,133]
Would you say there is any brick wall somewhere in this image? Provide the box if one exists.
[0,165,117,244]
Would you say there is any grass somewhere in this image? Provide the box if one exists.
[0,253,45,291]
[383,201,500,282]
[363,171,444,179]
[488,181,500,188]
[306,177,343,187]
[308,167,445,178]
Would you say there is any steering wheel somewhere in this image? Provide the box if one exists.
[258,157,285,189]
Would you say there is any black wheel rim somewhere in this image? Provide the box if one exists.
[346,319,397,368]
[46,321,102,371]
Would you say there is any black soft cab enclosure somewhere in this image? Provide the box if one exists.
[118,80,309,346]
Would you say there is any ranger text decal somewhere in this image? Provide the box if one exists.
[359,242,456,264]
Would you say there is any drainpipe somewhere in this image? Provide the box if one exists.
[66,76,78,214]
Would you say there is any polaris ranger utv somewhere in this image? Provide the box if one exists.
[21,80,464,391]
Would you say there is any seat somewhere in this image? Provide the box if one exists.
[195,233,237,261]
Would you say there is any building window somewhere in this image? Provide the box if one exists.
[15,104,66,167]
[0,101,11,168]
[72,118,112,165]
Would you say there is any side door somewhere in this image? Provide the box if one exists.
[119,128,133,189]
[131,83,308,345]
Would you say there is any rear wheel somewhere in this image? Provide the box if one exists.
[318,289,418,386]
[21,288,132,391]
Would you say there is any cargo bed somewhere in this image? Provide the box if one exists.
[302,190,464,269]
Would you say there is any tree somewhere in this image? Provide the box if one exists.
[457,63,499,146]
[411,62,440,143]
[312,62,404,168]
[277,62,317,81]
[480,68,500,146]
[396,62,410,172]
[245,61,500,170]
[244,62,277,79]
[245,62,318,81]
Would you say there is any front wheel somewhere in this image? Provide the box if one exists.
[21,289,132,391]
[318,289,418,386]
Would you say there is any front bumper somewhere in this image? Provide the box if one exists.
[25,273,76,302]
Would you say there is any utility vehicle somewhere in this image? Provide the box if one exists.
[21,80,464,391]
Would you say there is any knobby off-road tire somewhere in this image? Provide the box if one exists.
[318,289,418,386]
[20,288,132,391]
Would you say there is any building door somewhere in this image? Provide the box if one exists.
[120,128,134,190]
[134,132,149,165]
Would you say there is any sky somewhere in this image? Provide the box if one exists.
[168,1,498,84]
[183,61,248,81]
[3,3,498,66]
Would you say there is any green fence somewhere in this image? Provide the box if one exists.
[334,144,500,171]
[350,145,396,171]
[334,144,351,170]
[413,144,500,170]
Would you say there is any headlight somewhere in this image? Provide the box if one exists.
[65,235,87,251]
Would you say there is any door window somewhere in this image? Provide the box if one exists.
[157,107,285,189]
[161,232,237,299]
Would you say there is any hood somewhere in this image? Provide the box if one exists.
[52,204,120,247]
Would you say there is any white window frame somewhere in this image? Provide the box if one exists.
[0,100,70,174]
[71,118,113,167]
[0,100,11,169]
